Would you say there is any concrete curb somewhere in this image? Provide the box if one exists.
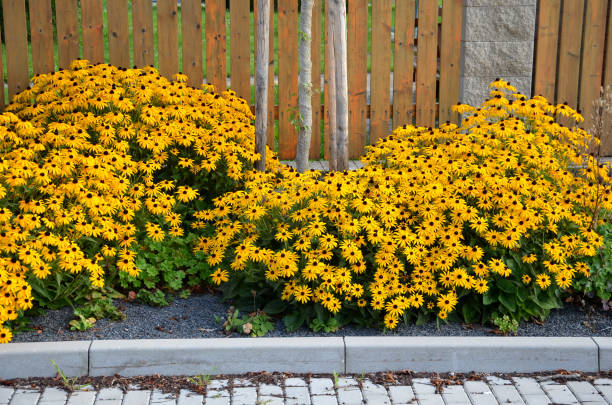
[0,341,90,379]
[0,337,608,379]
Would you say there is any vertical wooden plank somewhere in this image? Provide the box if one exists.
[324,0,330,158]
[108,0,130,68]
[133,0,155,67]
[254,0,275,150]
[206,0,227,91]
[230,0,250,100]
[438,0,462,125]
[580,0,608,134]
[393,0,416,127]
[81,0,104,64]
[415,0,438,127]
[182,0,203,87]
[348,0,368,157]
[55,0,80,69]
[29,0,55,74]
[158,0,179,79]
[533,0,561,101]
[310,0,322,159]
[556,0,585,110]
[3,0,29,97]
[370,0,392,144]
[0,38,5,109]
[605,0,612,89]
[277,0,298,159]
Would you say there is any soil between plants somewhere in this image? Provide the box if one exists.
[11,292,612,342]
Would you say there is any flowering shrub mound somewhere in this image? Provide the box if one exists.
[199,80,611,330]
[0,60,277,342]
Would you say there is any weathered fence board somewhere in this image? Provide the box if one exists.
[55,0,79,69]
[348,0,367,159]
[393,0,416,129]
[3,0,29,96]
[438,0,462,125]
[157,0,179,78]
[277,0,298,160]
[556,1,584,108]
[182,0,203,88]
[370,0,392,145]
[132,0,155,67]
[205,0,227,91]
[533,0,561,101]
[416,0,438,127]
[230,0,251,101]
[310,0,322,159]
[29,0,55,74]
[108,0,131,68]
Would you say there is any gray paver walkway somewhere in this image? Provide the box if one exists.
[1,374,610,405]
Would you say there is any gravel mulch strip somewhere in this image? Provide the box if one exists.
[10,292,612,343]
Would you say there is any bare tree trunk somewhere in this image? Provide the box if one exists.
[327,0,337,171]
[332,0,349,171]
[255,0,270,171]
[296,0,314,173]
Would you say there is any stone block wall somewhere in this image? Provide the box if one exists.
[459,0,537,106]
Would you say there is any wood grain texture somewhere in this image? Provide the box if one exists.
[255,0,270,170]
[230,0,250,101]
[254,0,275,150]
[157,0,179,79]
[205,0,227,91]
[108,0,130,68]
[556,0,585,109]
[393,0,416,128]
[605,0,612,89]
[438,0,462,124]
[323,0,329,158]
[81,0,104,64]
[347,0,368,158]
[415,0,438,127]
[579,0,608,130]
[3,0,29,97]
[0,37,4,108]
[132,0,155,67]
[277,0,298,159]
[55,0,79,69]
[310,0,322,159]
[29,0,55,74]
[370,0,392,144]
[182,0,203,87]
[533,0,561,101]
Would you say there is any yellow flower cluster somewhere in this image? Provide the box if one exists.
[199,80,610,329]
[0,60,272,342]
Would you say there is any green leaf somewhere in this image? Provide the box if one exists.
[483,292,495,305]
[284,311,306,332]
[498,293,517,312]
[497,279,518,294]
[263,299,286,315]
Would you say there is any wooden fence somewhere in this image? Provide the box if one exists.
[534,0,612,156]
[0,0,463,159]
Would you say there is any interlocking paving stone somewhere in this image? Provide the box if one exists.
[594,382,612,404]
[285,386,311,405]
[336,378,359,388]
[511,378,551,405]
[566,382,607,405]
[336,385,364,405]
[412,378,444,405]
[208,381,229,391]
[440,385,471,405]
[96,388,123,402]
[361,380,390,405]
[259,384,283,397]
[464,381,498,405]
[285,379,308,387]
[176,390,202,405]
[539,381,580,405]
[38,387,68,404]
[388,386,415,405]
[311,396,338,405]
[207,388,230,405]
[66,391,96,405]
[231,387,256,405]
[0,388,14,405]
[257,396,284,405]
[233,379,255,387]
[8,390,40,405]
[123,390,151,405]
[150,390,177,405]
[310,379,335,396]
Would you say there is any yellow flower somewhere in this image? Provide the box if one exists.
[0,327,12,343]
[211,269,229,285]
[145,223,165,242]
[536,274,551,289]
